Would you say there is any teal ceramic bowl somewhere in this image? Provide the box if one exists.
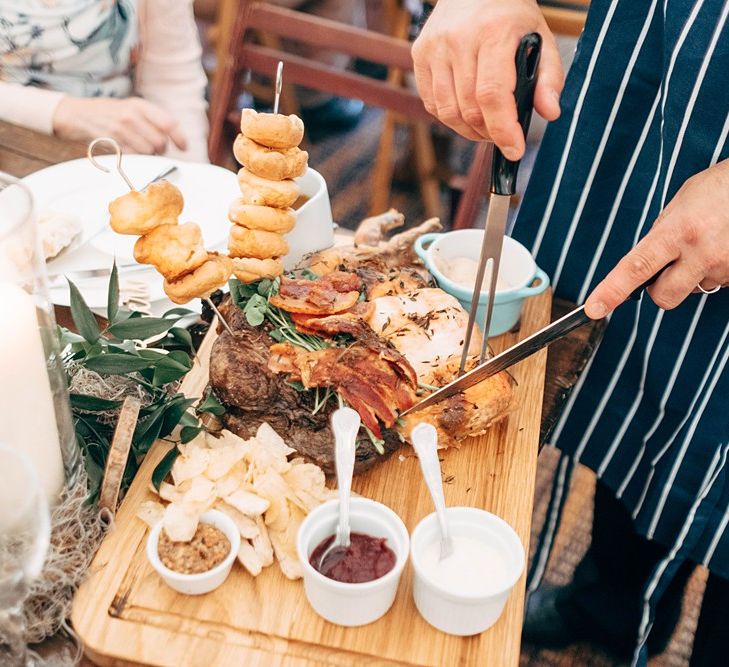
[415,230,550,337]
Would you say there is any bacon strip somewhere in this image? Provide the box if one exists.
[290,302,374,339]
[269,272,362,315]
[267,341,417,438]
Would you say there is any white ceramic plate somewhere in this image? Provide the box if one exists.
[23,155,239,267]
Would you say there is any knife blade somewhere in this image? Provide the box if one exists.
[459,32,542,375]
[401,304,591,416]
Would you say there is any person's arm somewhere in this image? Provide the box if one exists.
[411,0,564,159]
[135,0,209,162]
[584,160,729,318]
[0,81,65,134]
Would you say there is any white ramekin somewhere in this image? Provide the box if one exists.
[410,507,525,636]
[147,509,240,595]
[285,167,335,269]
[296,497,410,626]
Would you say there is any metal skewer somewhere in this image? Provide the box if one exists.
[205,297,234,336]
[144,165,177,188]
[87,138,235,336]
[87,137,136,191]
[273,61,284,114]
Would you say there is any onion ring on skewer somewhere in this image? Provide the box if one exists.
[109,180,183,235]
[163,253,234,304]
[239,109,304,149]
[228,201,296,234]
[233,134,308,180]
[237,168,300,209]
[231,257,285,283]
[229,226,289,260]
[134,222,208,281]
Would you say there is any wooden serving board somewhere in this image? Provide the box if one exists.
[72,290,551,667]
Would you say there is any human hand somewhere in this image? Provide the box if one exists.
[411,0,564,158]
[52,96,187,155]
[585,160,729,319]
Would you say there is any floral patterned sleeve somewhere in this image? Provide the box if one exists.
[135,0,210,162]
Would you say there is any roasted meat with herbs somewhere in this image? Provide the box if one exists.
[209,303,404,473]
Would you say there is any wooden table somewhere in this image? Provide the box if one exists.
[0,120,90,178]
[1,121,605,665]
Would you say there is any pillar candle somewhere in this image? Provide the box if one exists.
[0,282,65,504]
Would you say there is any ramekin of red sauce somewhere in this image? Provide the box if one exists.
[296,497,410,627]
[310,532,397,583]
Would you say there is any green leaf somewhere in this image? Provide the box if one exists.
[152,446,180,490]
[68,279,101,343]
[84,453,104,505]
[152,354,193,386]
[107,262,120,324]
[180,425,203,443]
[58,327,86,348]
[159,396,196,437]
[70,393,122,411]
[84,353,152,374]
[107,316,181,341]
[168,327,193,352]
[243,293,267,326]
[136,349,168,361]
[179,411,199,428]
[197,390,225,416]
[162,307,195,318]
[257,279,273,296]
[134,408,167,453]
[229,278,260,311]
[167,350,193,368]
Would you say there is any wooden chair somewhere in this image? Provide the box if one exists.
[369,0,441,220]
[207,0,493,228]
[540,0,589,36]
[209,2,428,159]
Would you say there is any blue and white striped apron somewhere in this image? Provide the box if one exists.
[511,1,729,662]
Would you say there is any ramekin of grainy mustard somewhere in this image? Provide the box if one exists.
[147,510,241,595]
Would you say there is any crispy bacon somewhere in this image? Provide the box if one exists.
[290,302,375,339]
[267,341,417,438]
[269,271,362,315]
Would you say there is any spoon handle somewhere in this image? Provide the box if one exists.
[331,407,360,548]
[411,423,451,547]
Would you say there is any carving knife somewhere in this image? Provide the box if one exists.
[402,304,590,416]
[402,269,665,416]
[459,33,542,375]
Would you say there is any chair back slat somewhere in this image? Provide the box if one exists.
[539,0,588,36]
[209,0,435,164]
[249,4,414,71]
[243,45,431,122]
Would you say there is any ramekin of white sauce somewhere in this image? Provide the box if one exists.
[410,507,525,636]
[414,230,550,337]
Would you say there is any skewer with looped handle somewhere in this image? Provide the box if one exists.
[86,137,234,336]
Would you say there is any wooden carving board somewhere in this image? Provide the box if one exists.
[72,290,550,667]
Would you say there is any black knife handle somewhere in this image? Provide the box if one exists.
[491,32,542,197]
